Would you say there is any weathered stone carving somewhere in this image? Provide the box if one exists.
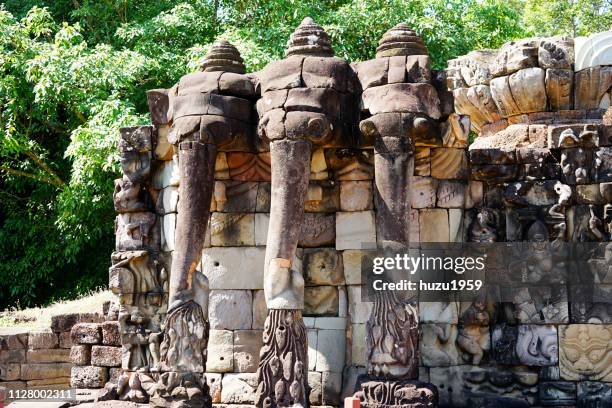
[120,126,153,183]
[149,41,256,407]
[468,208,498,242]
[352,22,438,407]
[559,324,612,382]
[430,366,539,408]
[456,325,490,365]
[115,212,159,252]
[255,309,308,408]
[516,325,558,366]
[354,379,437,408]
[114,179,150,213]
[255,17,357,408]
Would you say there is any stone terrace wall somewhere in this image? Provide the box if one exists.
[0,313,105,392]
[111,29,612,407]
[441,31,612,407]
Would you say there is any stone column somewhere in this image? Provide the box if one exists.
[353,23,439,406]
[255,17,358,408]
[149,42,257,408]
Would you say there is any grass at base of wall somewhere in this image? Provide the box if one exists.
[0,289,114,330]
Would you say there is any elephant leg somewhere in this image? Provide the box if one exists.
[169,140,217,307]
[256,139,311,408]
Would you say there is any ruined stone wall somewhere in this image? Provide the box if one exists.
[109,29,612,408]
[0,313,106,392]
[440,31,612,407]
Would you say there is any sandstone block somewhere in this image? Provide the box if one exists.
[26,349,71,363]
[71,324,101,345]
[305,181,340,213]
[354,58,388,90]
[436,181,467,208]
[490,75,521,117]
[21,363,72,380]
[25,376,70,389]
[336,211,376,250]
[207,372,222,403]
[560,324,612,381]
[539,37,573,70]
[90,346,121,367]
[0,329,28,350]
[58,332,72,349]
[252,290,267,330]
[449,208,467,243]
[420,324,459,367]
[160,186,179,214]
[307,328,318,371]
[351,323,367,366]
[152,157,178,189]
[419,209,449,242]
[0,363,20,380]
[311,148,328,180]
[466,84,501,125]
[0,349,25,364]
[546,69,573,111]
[300,213,336,247]
[410,176,437,208]
[362,83,441,118]
[147,89,170,125]
[303,248,344,286]
[202,247,265,290]
[314,317,347,330]
[342,250,366,285]
[207,330,234,373]
[406,55,432,83]
[219,181,259,212]
[209,290,253,330]
[70,365,108,388]
[233,330,263,373]
[430,148,468,180]
[154,125,173,161]
[322,371,343,405]
[517,325,558,366]
[340,181,373,211]
[220,373,257,404]
[305,286,339,316]
[314,329,346,372]
[309,371,322,405]
[347,286,373,324]
[29,330,58,350]
[50,313,104,333]
[254,213,269,246]
[161,213,176,252]
[509,67,547,114]
[210,212,255,247]
[70,345,91,366]
[414,147,431,176]
[100,322,121,346]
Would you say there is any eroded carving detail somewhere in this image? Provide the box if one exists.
[256,309,308,408]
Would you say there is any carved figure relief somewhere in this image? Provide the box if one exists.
[560,324,612,381]
[516,325,558,366]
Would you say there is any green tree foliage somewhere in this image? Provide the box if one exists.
[0,0,609,308]
[523,0,611,37]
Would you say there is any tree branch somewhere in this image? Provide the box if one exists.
[22,150,66,187]
[0,166,63,187]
